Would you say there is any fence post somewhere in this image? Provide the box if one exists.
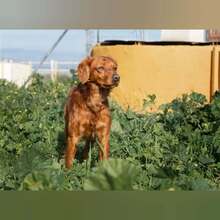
[50,60,58,82]
[28,61,32,69]
[0,60,3,79]
[9,60,13,82]
[55,60,58,81]
[50,60,54,81]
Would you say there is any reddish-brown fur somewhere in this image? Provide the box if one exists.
[64,56,120,169]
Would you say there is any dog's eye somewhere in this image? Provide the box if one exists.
[96,67,105,73]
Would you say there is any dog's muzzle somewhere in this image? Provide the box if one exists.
[112,74,120,84]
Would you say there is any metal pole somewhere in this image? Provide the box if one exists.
[22,29,68,87]
[97,30,100,43]
[35,29,68,73]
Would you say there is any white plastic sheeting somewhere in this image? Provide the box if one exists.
[0,60,32,87]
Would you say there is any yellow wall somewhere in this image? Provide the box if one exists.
[213,46,220,95]
[92,44,218,111]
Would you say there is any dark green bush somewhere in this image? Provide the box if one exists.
[0,74,220,191]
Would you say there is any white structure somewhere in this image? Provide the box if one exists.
[161,30,206,42]
[0,60,32,87]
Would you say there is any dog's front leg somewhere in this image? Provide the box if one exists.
[96,112,111,160]
[65,135,79,169]
[97,131,110,160]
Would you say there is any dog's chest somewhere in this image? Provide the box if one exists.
[80,107,108,138]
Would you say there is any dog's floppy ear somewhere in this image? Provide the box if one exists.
[77,57,93,84]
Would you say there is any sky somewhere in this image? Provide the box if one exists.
[0,30,161,61]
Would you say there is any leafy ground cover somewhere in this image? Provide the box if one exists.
[1,74,220,191]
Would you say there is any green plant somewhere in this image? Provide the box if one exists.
[1,74,220,191]
[84,158,139,190]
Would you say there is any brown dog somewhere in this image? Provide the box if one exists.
[64,56,120,169]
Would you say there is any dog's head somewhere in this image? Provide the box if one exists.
[77,56,120,88]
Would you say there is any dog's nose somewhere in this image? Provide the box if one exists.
[112,74,120,83]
